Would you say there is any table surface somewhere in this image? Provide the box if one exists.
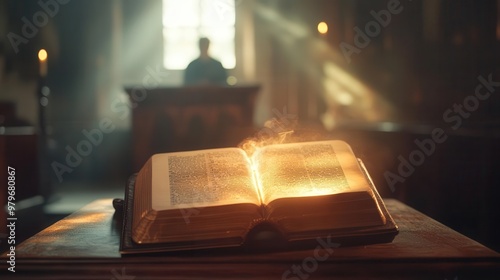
[1,199,499,279]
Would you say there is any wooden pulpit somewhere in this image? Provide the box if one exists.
[125,85,260,171]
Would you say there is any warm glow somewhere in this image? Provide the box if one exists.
[240,139,259,157]
[253,3,394,128]
[65,213,108,224]
[251,142,354,204]
[321,61,394,127]
[38,49,48,61]
[238,107,297,157]
[43,213,108,236]
[298,187,336,197]
[239,122,295,157]
[317,22,328,34]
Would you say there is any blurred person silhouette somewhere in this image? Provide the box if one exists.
[184,37,228,86]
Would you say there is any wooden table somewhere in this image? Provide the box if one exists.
[1,199,499,279]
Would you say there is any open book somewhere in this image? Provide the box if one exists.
[120,140,398,254]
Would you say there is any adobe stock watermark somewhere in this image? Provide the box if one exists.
[384,74,499,192]
[111,267,135,280]
[51,65,169,182]
[238,106,298,156]
[281,236,339,280]
[7,0,70,54]
[339,0,411,64]
[212,0,243,22]
[178,179,232,224]
[260,107,298,140]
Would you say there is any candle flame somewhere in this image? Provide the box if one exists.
[38,49,48,62]
[318,22,328,34]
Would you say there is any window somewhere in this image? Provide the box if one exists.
[162,0,236,70]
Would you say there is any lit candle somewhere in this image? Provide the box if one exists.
[38,49,48,77]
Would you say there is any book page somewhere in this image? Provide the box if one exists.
[253,140,371,205]
[151,148,260,210]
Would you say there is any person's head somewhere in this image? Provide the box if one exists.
[199,37,210,58]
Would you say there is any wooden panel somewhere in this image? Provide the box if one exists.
[125,85,260,171]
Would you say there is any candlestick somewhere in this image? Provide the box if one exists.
[38,49,48,77]
[36,48,51,204]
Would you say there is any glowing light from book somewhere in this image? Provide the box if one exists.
[318,22,328,34]
[240,129,295,157]
[302,187,335,197]
[240,139,258,157]
[239,117,296,158]
[38,49,48,77]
